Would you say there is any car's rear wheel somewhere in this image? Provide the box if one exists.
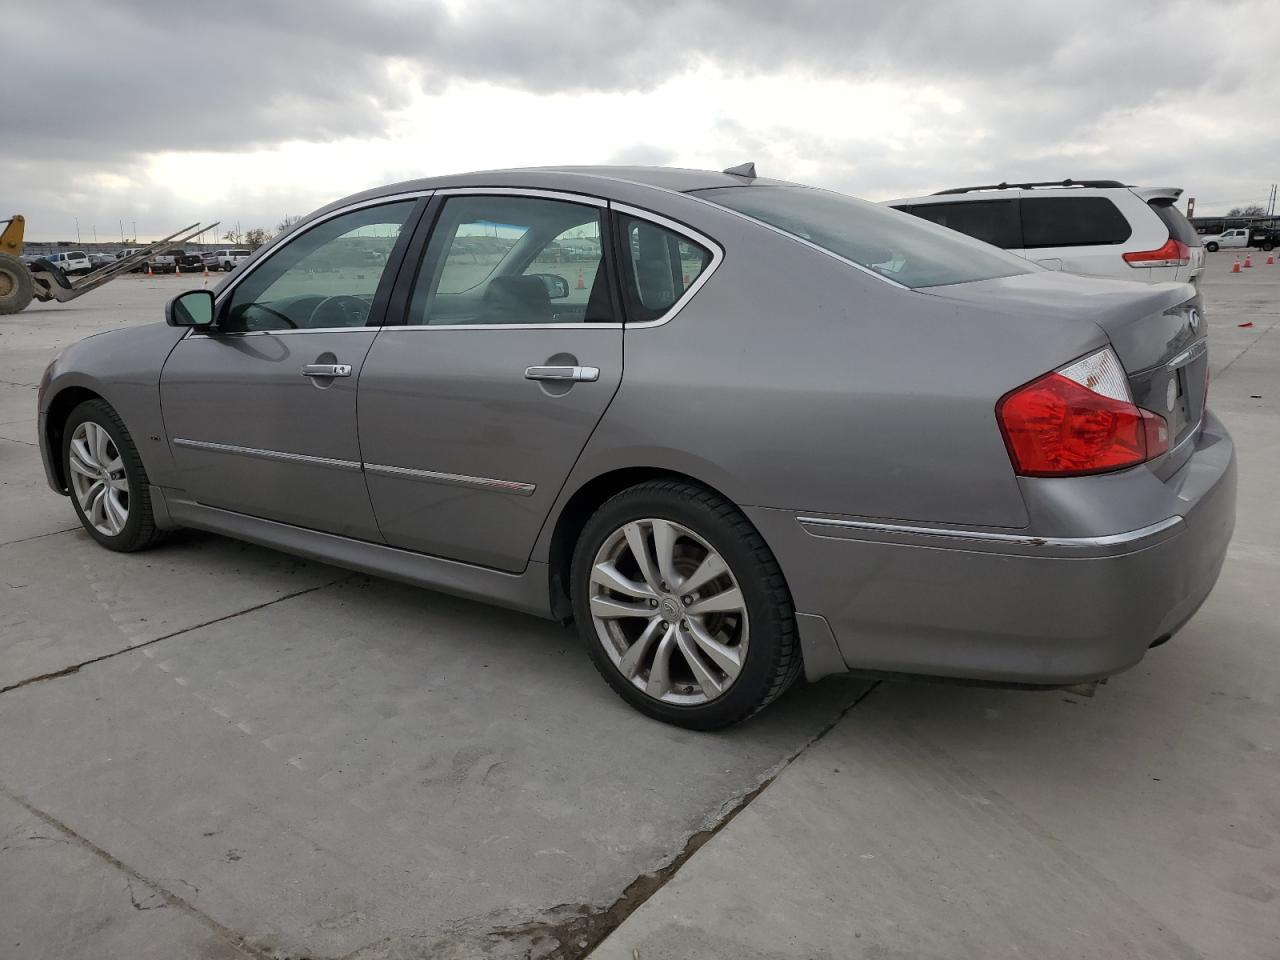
[571,479,801,729]
[63,399,165,552]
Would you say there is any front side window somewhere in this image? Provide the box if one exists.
[618,216,713,322]
[408,195,613,326]
[221,201,415,333]
[1019,197,1132,249]
[900,200,1022,249]
[695,185,1032,289]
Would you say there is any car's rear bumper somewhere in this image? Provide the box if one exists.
[747,412,1236,685]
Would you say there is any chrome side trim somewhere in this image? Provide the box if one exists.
[434,186,608,207]
[797,514,1184,554]
[364,462,536,497]
[172,438,362,472]
[610,202,726,329]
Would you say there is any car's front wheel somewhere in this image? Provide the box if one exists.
[63,399,165,552]
[571,479,801,729]
[1205,242,1219,252]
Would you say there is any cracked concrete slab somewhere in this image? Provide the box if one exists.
[0,527,345,690]
[0,573,867,958]
[0,438,75,545]
[0,789,255,960]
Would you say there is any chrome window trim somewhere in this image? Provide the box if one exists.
[433,186,608,207]
[611,202,725,329]
[185,326,379,339]
[172,438,362,472]
[364,462,535,496]
[212,190,433,311]
[390,323,621,332]
[796,514,1184,552]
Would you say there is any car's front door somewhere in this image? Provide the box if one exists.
[160,198,422,539]
[357,192,623,572]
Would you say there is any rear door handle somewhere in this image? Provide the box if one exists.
[524,365,599,383]
[301,363,352,378]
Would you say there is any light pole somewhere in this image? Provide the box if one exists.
[132,220,137,243]
[75,217,81,244]
[120,220,125,244]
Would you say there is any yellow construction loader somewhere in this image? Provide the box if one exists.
[0,215,219,315]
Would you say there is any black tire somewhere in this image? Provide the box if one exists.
[0,252,34,315]
[570,479,802,729]
[1263,242,1275,252]
[1205,242,1219,252]
[62,399,166,552]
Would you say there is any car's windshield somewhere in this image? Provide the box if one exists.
[692,185,1034,288]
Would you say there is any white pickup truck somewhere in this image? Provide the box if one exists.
[204,248,251,271]
[1201,228,1250,252]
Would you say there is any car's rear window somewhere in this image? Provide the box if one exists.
[1019,197,1132,248]
[896,199,1022,249]
[1148,200,1202,246]
[693,185,1032,288]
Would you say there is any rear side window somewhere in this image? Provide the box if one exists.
[1020,197,1132,248]
[618,216,713,322]
[899,200,1021,249]
[695,185,1032,289]
[1148,200,1201,247]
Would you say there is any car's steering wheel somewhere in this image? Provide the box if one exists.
[309,295,369,328]
[244,303,297,330]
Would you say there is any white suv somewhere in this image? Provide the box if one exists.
[43,251,93,276]
[208,248,250,271]
[885,180,1204,284]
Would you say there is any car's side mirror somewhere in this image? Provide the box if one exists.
[530,273,571,299]
[165,289,215,328]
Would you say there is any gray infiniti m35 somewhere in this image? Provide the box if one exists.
[37,166,1236,729]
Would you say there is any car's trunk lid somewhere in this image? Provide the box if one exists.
[921,270,1208,478]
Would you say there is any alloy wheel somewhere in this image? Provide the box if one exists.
[68,421,130,536]
[588,518,748,705]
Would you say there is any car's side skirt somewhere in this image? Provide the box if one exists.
[158,490,555,619]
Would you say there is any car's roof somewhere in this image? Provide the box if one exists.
[316,165,798,220]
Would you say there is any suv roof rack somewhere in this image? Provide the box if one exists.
[932,179,1129,195]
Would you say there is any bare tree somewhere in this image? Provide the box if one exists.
[223,228,242,244]
[276,214,302,235]
[1227,204,1267,217]
[244,227,270,250]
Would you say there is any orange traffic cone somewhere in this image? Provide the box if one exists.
[683,272,690,287]
[1232,257,1241,273]
[146,262,153,277]
[1267,253,1275,265]
[576,269,585,290]
[175,262,181,277]
[203,262,210,278]
[1243,254,1253,268]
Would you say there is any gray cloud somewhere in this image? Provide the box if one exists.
[6,0,1279,236]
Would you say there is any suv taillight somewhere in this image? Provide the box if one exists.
[997,348,1169,477]
[1123,237,1190,268]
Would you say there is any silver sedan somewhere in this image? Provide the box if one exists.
[37,166,1236,728]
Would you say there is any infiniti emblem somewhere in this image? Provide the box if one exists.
[1187,308,1200,332]
[659,598,683,623]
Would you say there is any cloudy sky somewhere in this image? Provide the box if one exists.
[7,0,1278,242]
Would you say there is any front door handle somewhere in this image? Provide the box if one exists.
[302,363,352,378]
[524,365,599,383]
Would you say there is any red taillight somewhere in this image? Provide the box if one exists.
[1123,237,1190,268]
[997,351,1169,477]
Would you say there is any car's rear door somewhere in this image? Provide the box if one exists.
[159,196,424,539]
[357,190,623,572]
